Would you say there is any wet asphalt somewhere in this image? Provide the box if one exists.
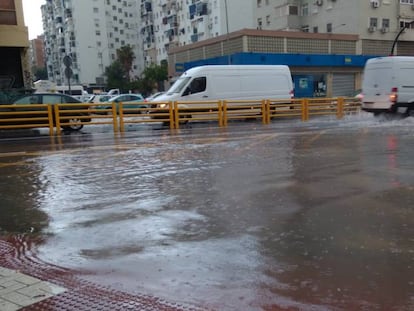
[0,113,413,310]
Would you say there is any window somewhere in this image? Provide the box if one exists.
[257,0,262,7]
[382,19,390,28]
[400,20,414,29]
[257,18,262,29]
[400,0,414,4]
[370,17,378,28]
[289,5,298,15]
[327,23,332,33]
[93,7,99,13]
[266,15,271,25]
[186,77,206,95]
[0,0,16,25]
[301,4,309,16]
[313,26,318,33]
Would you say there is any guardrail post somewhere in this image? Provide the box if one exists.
[173,101,179,129]
[218,100,223,127]
[261,99,267,124]
[54,105,61,135]
[223,100,228,127]
[266,99,271,124]
[301,99,309,122]
[168,102,174,129]
[336,97,344,119]
[47,105,54,135]
[118,102,124,132]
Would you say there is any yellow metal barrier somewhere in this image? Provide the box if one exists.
[0,104,54,135]
[173,100,222,129]
[119,101,172,131]
[55,102,102,135]
[142,101,175,130]
[222,99,265,127]
[267,98,303,122]
[0,97,362,135]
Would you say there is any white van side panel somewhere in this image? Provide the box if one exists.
[154,65,293,103]
[210,73,241,98]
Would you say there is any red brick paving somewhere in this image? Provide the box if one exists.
[0,238,208,311]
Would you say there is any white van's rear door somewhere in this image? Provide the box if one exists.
[362,62,394,111]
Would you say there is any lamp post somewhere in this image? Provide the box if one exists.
[390,21,414,56]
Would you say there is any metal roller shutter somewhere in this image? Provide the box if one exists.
[332,74,355,97]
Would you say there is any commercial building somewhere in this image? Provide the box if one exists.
[0,0,30,91]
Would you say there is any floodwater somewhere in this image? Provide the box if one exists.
[0,114,413,310]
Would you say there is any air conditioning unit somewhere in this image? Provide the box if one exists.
[381,27,388,33]
[316,0,323,6]
[371,1,380,8]
[368,26,376,32]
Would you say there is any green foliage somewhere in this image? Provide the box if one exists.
[103,45,168,94]
[32,67,48,81]
[116,45,135,81]
[105,60,128,91]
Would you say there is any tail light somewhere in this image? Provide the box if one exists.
[290,89,294,98]
[390,87,398,103]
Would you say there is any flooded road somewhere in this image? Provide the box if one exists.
[0,114,413,310]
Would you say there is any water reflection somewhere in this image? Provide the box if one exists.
[0,122,413,310]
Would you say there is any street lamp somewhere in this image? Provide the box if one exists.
[390,21,414,56]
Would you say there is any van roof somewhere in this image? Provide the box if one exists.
[182,65,290,76]
[367,56,414,64]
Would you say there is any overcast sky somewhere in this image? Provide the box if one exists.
[22,0,45,39]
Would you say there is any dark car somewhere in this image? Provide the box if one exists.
[4,93,91,131]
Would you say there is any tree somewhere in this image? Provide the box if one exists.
[105,60,128,91]
[32,67,48,81]
[117,45,135,81]
[141,62,168,93]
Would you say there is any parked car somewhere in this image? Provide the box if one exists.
[1,93,91,131]
[88,94,114,104]
[95,93,147,114]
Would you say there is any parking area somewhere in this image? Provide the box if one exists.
[0,114,413,310]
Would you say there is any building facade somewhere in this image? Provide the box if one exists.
[41,0,144,88]
[30,35,46,70]
[38,0,414,94]
[0,0,30,91]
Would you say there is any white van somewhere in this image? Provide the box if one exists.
[151,65,294,108]
[361,56,414,116]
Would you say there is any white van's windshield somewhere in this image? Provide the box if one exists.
[167,76,191,94]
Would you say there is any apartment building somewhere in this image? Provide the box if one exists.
[0,0,30,91]
[255,0,414,55]
[141,0,254,66]
[42,0,144,87]
[30,35,46,70]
